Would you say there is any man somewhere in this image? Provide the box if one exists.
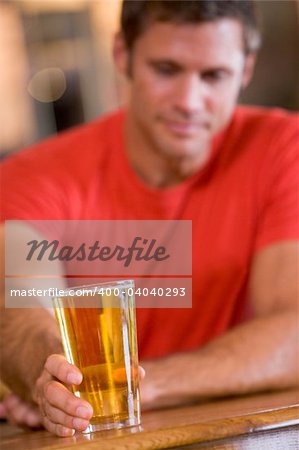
[0,0,298,437]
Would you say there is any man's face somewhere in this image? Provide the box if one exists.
[117,19,254,161]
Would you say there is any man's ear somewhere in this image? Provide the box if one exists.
[113,32,130,78]
[241,53,257,89]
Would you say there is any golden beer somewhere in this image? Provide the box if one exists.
[52,280,140,432]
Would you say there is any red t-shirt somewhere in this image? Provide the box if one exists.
[1,107,298,359]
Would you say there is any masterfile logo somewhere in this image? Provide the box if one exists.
[26,237,170,267]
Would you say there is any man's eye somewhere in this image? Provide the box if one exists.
[152,64,178,76]
[202,70,229,82]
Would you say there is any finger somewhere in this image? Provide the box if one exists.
[7,410,42,429]
[44,381,93,419]
[25,410,43,428]
[139,366,146,380]
[5,400,31,425]
[42,415,75,437]
[3,394,42,428]
[112,365,145,383]
[43,403,90,432]
[0,402,7,418]
[45,354,82,385]
[3,394,21,409]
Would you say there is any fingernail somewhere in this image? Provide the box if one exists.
[67,372,82,385]
[76,406,92,419]
[62,427,75,437]
[73,417,89,430]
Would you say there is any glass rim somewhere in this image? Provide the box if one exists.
[51,279,135,298]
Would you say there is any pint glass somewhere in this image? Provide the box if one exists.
[52,280,141,433]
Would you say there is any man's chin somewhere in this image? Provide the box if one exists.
[160,137,210,159]
[159,146,209,164]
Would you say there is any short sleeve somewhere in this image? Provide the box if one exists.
[254,115,299,250]
[1,143,70,222]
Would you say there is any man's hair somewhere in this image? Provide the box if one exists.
[120,0,261,54]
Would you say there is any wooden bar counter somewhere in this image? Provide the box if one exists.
[1,388,298,450]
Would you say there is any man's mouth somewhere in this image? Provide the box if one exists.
[162,119,209,136]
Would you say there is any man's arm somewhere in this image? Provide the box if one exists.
[0,308,62,400]
[0,224,63,398]
[140,241,299,408]
[0,224,93,435]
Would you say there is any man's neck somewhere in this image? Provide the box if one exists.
[124,117,211,189]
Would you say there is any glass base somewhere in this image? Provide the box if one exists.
[82,415,141,434]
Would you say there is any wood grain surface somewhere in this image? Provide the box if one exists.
[0,388,298,450]
[175,425,299,449]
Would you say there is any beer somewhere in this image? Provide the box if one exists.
[52,281,140,432]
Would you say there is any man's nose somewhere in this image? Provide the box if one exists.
[174,74,207,115]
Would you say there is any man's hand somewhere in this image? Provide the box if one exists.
[33,354,93,437]
[32,354,146,437]
[0,393,42,429]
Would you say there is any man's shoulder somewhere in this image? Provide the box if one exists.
[2,109,125,170]
[228,106,298,179]
[218,106,298,170]
[234,105,298,137]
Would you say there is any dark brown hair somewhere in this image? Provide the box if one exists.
[120,0,261,54]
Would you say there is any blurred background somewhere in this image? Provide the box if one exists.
[0,0,298,158]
